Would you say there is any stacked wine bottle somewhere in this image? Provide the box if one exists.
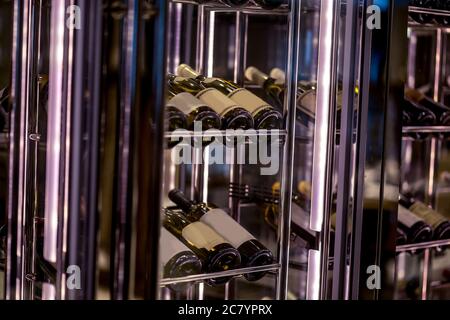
[164,64,284,148]
[409,0,450,26]
[161,189,274,291]
[403,88,450,129]
[398,194,450,246]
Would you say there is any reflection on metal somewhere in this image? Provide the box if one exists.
[421,248,431,300]
[160,264,280,286]
[306,249,320,300]
[44,0,65,265]
[403,126,450,133]
[348,0,408,300]
[426,137,438,204]
[310,0,336,233]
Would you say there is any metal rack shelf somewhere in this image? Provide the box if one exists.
[171,0,290,15]
[396,239,450,253]
[160,263,280,286]
[402,126,450,134]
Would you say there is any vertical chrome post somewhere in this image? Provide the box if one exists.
[306,0,338,300]
[332,0,360,300]
[433,28,443,102]
[233,11,248,85]
[426,137,439,205]
[276,0,301,300]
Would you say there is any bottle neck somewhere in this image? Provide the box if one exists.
[399,194,415,208]
[245,66,270,86]
[164,209,191,231]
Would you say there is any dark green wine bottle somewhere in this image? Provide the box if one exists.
[163,209,241,286]
[178,64,282,129]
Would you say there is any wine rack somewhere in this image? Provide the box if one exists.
[159,0,304,300]
[396,4,450,300]
[2,0,419,301]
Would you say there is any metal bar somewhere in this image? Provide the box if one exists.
[426,137,439,205]
[409,6,450,17]
[433,29,443,102]
[275,0,301,300]
[421,248,431,300]
[310,0,337,233]
[306,249,321,299]
[396,239,450,252]
[402,126,450,133]
[332,0,358,300]
[6,0,25,300]
[407,30,417,89]
[195,4,206,74]
[133,0,168,299]
[160,264,280,286]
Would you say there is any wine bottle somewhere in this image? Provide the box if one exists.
[269,67,286,85]
[163,209,241,285]
[405,88,450,125]
[169,189,273,281]
[178,64,282,129]
[267,182,316,247]
[245,66,338,127]
[160,228,202,291]
[397,203,432,243]
[253,0,285,10]
[397,227,408,245]
[435,1,450,26]
[245,66,284,110]
[165,89,188,148]
[166,82,221,131]
[169,73,254,130]
[402,98,436,126]
[400,194,450,240]
[409,0,434,24]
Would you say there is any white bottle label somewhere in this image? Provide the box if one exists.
[196,88,240,116]
[228,88,271,116]
[409,202,445,229]
[398,205,423,228]
[167,92,205,115]
[199,208,255,248]
[160,228,192,266]
[181,221,226,251]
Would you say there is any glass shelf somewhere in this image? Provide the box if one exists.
[409,6,450,18]
[160,263,280,286]
[402,126,450,134]
[396,239,450,253]
[164,129,287,139]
